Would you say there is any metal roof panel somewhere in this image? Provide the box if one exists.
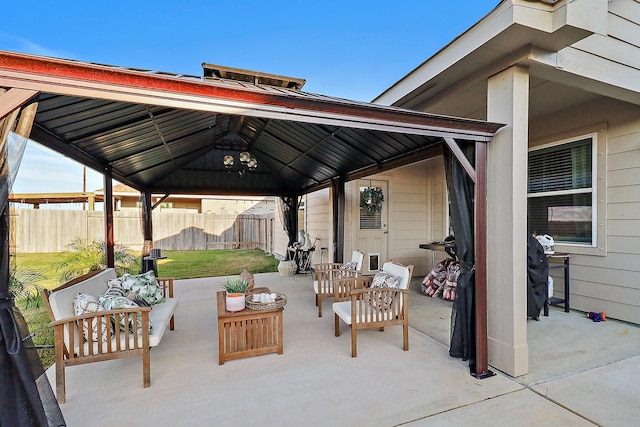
[0,50,505,196]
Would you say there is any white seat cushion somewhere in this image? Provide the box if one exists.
[333,300,396,325]
[333,301,352,324]
[74,298,179,354]
[49,269,117,321]
[148,298,179,345]
[380,262,411,290]
[313,280,333,295]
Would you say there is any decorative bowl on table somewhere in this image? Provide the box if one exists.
[245,292,287,310]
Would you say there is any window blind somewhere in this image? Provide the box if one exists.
[528,138,592,193]
[527,137,594,244]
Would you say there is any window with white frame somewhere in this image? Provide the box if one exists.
[527,135,595,246]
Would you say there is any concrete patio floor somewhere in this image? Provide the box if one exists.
[46,272,640,426]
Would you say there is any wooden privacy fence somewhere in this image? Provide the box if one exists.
[10,209,275,253]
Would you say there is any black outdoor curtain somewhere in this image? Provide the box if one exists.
[443,139,476,365]
[0,133,65,426]
[140,191,153,250]
[139,191,154,274]
[278,195,299,260]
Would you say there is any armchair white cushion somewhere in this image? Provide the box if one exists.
[312,251,364,317]
[332,261,414,357]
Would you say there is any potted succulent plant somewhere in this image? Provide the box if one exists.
[222,277,250,312]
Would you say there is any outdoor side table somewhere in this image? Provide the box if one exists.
[216,290,284,365]
[544,252,571,316]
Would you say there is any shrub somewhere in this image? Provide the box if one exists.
[54,238,137,283]
[9,266,45,308]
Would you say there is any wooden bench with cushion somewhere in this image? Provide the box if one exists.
[41,268,179,403]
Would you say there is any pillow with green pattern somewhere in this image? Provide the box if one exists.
[104,284,128,298]
[119,271,165,305]
[99,294,152,335]
[127,291,150,308]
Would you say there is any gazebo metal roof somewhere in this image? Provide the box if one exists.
[0,50,503,197]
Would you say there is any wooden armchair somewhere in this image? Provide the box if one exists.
[332,261,414,357]
[312,250,364,317]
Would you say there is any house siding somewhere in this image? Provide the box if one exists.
[524,0,640,324]
[609,0,640,48]
[304,160,447,276]
[564,0,640,100]
[388,164,429,273]
[305,188,331,263]
[424,157,451,272]
[530,96,640,324]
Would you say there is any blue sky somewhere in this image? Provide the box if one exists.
[3,0,499,194]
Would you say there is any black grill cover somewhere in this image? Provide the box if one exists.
[527,234,549,320]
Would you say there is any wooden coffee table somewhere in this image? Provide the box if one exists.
[217,289,284,365]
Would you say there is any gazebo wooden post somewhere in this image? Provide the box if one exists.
[104,166,114,268]
[473,140,492,378]
[444,136,492,378]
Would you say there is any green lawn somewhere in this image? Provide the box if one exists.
[14,248,280,287]
[13,249,280,369]
[13,252,67,289]
[156,249,280,279]
[16,300,55,371]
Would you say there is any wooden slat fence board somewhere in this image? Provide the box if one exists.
[9,208,275,253]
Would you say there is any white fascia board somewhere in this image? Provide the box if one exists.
[514,0,607,35]
[562,0,608,35]
[376,0,607,106]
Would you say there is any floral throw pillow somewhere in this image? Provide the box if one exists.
[368,271,400,312]
[99,295,152,335]
[340,261,358,271]
[370,271,400,289]
[73,293,111,342]
[119,271,165,305]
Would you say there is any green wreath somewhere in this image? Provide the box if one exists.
[360,187,384,215]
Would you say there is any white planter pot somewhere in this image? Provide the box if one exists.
[225,293,246,312]
[278,260,295,276]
